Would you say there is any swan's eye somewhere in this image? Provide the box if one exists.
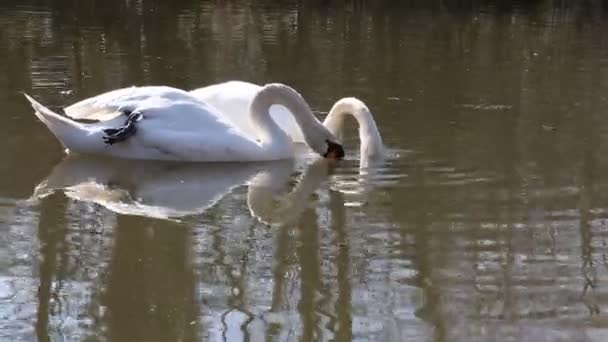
[323,140,344,160]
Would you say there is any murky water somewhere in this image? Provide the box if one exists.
[3,1,608,341]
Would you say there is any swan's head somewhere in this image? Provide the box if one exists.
[252,82,346,160]
[304,127,344,160]
[324,97,385,160]
[323,139,345,160]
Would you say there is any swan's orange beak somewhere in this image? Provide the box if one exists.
[323,140,345,160]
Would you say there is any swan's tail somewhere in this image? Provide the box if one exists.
[24,93,90,151]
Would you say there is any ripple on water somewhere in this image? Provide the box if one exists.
[0,276,38,341]
[31,56,71,90]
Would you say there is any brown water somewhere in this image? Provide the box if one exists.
[3,1,608,341]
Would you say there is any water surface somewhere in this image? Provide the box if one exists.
[3,1,608,341]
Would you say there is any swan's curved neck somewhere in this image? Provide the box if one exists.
[323,98,384,163]
[249,84,329,155]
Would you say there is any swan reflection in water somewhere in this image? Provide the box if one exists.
[32,155,342,222]
[247,157,337,225]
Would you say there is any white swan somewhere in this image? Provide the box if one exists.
[23,83,344,162]
[190,80,385,167]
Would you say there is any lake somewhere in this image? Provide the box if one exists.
[2,1,608,341]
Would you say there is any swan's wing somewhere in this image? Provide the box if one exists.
[190,80,262,103]
[133,95,243,132]
[190,81,261,134]
[64,86,197,121]
[64,87,135,121]
[135,127,266,162]
[130,97,270,162]
[190,81,306,143]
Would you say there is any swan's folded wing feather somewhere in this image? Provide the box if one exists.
[64,87,137,120]
[132,98,266,162]
[64,86,198,121]
[137,128,263,162]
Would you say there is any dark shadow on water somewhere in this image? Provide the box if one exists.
[329,189,353,342]
[102,216,199,341]
[35,195,68,342]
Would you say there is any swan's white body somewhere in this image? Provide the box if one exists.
[24,84,340,162]
[191,81,386,167]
